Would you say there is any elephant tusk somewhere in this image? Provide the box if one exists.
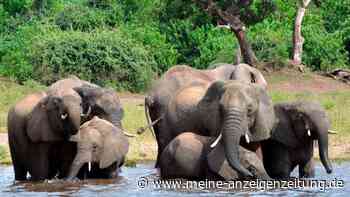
[88,162,91,172]
[328,130,338,134]
[245,132,250,144]
[210,133,222,148]
[61,113,68,120]
[137,115,163,135]
[122,129,136,138]
[81,106,92,117]
[307,129,311,137]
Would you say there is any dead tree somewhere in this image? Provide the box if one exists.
[291,0,312,67]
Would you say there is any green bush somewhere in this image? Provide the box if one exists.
[30,30,155,91]
[0,22,49,82]
[163,20,235,68]
[302,12,349,71]
[55,4,122,31]
[2,0,32,16]
[249,20,291,63]
[121,24,179,73]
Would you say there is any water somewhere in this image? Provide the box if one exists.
[0,162,349,196]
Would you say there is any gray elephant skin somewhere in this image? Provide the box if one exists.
[8,88,82,181]
[160,132,270,180]
[261,101,333,179]
[156,80,275,178]
[67,116,129,179]
[47,77,125,178]
[48,76,124,128]
[144,64,267,166]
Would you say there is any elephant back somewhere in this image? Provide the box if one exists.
[167,82,209,130]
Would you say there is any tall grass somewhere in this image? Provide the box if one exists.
[0,79,46,133]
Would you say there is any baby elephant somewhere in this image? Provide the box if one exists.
[68,116,129,179]
[159,132,270,180]
[262,101,333,179]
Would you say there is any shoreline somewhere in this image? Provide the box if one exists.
[1,133,349,166]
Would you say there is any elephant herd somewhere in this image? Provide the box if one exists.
[8,76,129,181]
[7,63,333,183]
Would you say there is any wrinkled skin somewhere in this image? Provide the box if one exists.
[261,101,333,179]
[46,77,124,178]
[47,75,99,95]
[48,76,124,128]
[73,86,124,128]
[8,90,82,181]
[145,64,267,166]
[158,81,275,178]
[67,116,129,179]
[160,132,270,180]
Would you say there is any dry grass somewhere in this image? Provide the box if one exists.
[121,102,157,166]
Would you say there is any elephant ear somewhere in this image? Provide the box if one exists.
[26,97,63,142]
[271,103,300,148]
[100,128,129,169]
[207,142,239,180]
[73,86,96,99]
[201,81,226,103]
[250,84,276,142]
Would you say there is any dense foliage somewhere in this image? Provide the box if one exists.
[0,0,349,91]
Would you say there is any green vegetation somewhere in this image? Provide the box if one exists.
[0,78,45,133]
[1,0,350,92]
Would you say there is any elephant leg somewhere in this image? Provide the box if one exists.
[9,146,27,180]
[56,142,77,178]
[299,158,315,178]
[13,161,27,181]
[28,145,50,181]
[155,125,173,168]
[148,106,162,168]
[262,141,291,179]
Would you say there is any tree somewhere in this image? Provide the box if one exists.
[291,0,312,68]
[193,0,275,67]
[291,0,324,70]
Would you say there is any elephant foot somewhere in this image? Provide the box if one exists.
[64,176,80,182]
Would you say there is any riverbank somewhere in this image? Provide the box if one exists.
[0,69,350,165]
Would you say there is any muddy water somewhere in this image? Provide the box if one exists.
[0,162,349,196]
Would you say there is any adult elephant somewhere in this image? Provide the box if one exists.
[160,132,270,180]
[8,89,82,181]
[46,77,127,178]
[67,116,129,179]
[157,80,275,177]
[261,101,333,179]
[142,64,267,166]
[48,76,124,128]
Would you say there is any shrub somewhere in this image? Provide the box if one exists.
[55,4,122,31]
[163,20,235,68]
[30,30,155,92]
[0,22,48,82]
[121,24,179,73]
[302,12,349,71]
[2,0,31,16]
[248,19,292,64]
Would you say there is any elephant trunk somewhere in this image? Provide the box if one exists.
[110,112,123,129]
[222,107,253,178]
[68,106,81,135]
[67,151,91,179]
[316,127,333,174]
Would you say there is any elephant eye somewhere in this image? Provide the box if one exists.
[92,144,98,151]
[247,104,254,115]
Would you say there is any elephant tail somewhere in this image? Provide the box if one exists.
[136,96,160,138]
